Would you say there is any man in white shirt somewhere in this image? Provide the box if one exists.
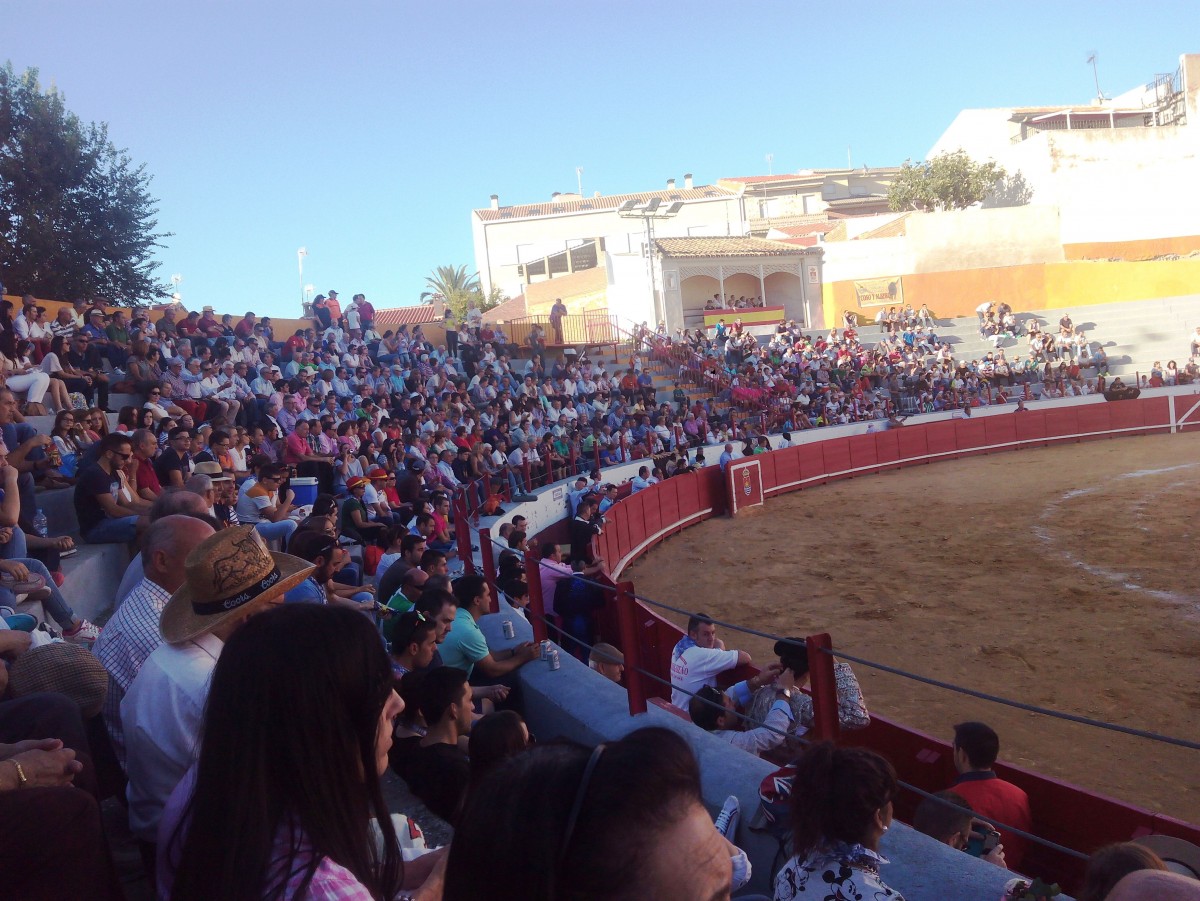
[121,527,313,843]
[670,613,751,709]
[94,515,215,767]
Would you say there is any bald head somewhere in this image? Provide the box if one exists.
[142,515,215,591]
[149,487,209,521]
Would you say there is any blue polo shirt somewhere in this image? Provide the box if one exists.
[438,607,488,678]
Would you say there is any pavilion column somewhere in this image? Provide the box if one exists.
[718,264,725,305]
[758,263,766,305]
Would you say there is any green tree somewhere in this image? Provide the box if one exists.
[421,265,507,320]
[887,150,1007,212]
[0,63,169,301]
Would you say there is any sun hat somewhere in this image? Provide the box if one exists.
[159,526,314,644]
[8,642,109,718]
[366,466,388,480]
[347,476,370,490]
[193,460,232,482]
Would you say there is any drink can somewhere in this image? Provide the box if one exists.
[548,648,560,671]
[540,639,552,660]
[502,619,515,640]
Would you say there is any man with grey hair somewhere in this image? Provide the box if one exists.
[94,514,216,767]
[113,488,212,604]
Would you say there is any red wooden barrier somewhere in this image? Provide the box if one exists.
[524,551,548,643]
[874,429,900,468]
[847,433,880,471]
[954,417,988,456]
[806,633,840,743]
[614,580,647,715]
[821,437,852,481]
[1014,410,1049,446]
[453,494,475,576]
[478,527,498,612]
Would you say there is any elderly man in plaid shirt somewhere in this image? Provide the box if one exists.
[92,515,214,767]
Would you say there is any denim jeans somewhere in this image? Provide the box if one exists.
[82,515,138,545]
[0,558,74,628]
[253,519,298,545]
[0,527,28,560]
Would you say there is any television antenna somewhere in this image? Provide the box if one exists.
[1087,51,1104,103]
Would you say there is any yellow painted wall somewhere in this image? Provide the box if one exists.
[822,257,1200,325]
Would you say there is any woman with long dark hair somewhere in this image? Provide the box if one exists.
[446,727,738,901]
[775,742,904,900]
[160,603,444,900]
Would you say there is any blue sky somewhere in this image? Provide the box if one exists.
[5,1,1191,317]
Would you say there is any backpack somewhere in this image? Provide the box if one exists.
[756,763,797,878]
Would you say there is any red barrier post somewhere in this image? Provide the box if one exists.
[569,442,578,476]
[615,580,647,715]
[522,458,532,494]
[593,442,601,474]
[452,493,475,576]
[806,632,840,742]
[478,527,499,612]
[524,551,548,643]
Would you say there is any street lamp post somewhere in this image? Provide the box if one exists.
[618,198,683,328]
[297,247,308,309]
[170,274,182,306]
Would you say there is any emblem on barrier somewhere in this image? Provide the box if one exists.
[742,468,752,497]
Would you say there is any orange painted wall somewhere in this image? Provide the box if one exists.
[1064,235,1200,261]
[524,267,608,316]
[822,257,1200,324]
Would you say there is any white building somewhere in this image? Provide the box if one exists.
[470,176,749,299]
[928,52,1200,254]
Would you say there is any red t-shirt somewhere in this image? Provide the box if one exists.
[952,773,1032,869]
[136,457,162,495]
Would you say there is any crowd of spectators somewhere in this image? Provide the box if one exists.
[2,287,1198,901]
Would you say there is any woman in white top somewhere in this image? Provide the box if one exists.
[0,332,61,414]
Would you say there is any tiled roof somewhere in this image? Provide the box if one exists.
[374,303,440,327]
[484,294,527,322]
[776,221,839,236]
[719,174,816,185]
[474,185,739,221]
[655,237,805,257]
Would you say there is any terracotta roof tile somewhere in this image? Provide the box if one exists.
[374,304,439,327]
[654,237,805,257]
[474,185,738,221]
[484,294,527,322]
[776,221,839,237]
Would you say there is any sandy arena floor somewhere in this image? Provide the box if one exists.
[625,432,1200,824]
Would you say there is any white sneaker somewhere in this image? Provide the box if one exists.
[714,794,740,838]
[62,618,101,644]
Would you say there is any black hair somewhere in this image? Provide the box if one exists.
[685,612,713,636]
[414,589,457,618]
[389,610,437,658]
[452,574,487,609]
[789,741,897,857]
[444,727,702,901]
[400,533,426,555]
[774,637,809,677]
[912,790,973,844]
[953,721,1000,770]
[417,666,469,725]
[687,685,726,732]
[419,548,446,569]
[168,605,402,901]
[468,710,530,789]
[287,528,337,564]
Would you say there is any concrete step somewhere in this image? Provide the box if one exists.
[60,542,130,624]
[34,486,79,537]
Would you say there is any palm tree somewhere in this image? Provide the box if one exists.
[423,265,479,300]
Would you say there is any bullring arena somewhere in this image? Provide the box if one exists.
[626,430,1200,824]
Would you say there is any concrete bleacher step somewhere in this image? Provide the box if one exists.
[35,486,79,537]
[59,543,130,624]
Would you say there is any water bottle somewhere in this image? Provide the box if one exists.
[33,510,48,538]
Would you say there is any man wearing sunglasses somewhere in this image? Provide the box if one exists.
[73,432,145,544]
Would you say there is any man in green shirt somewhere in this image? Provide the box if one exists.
[439,575,537,680]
